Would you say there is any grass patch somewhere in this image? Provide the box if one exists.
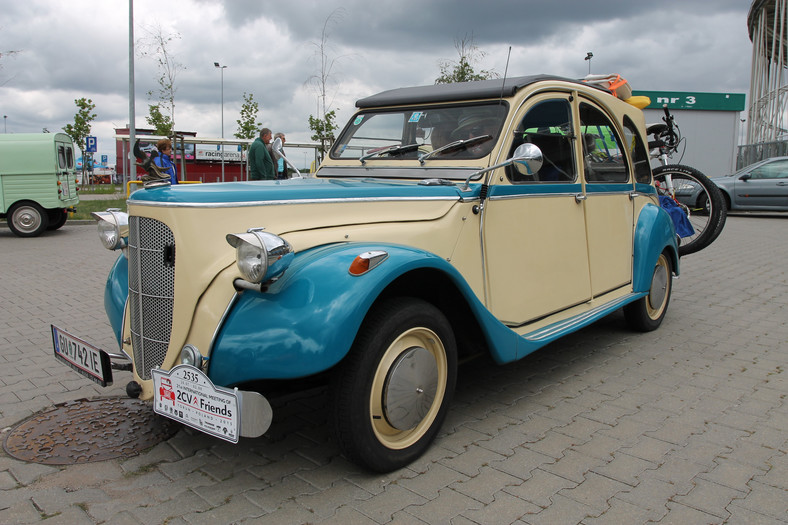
[71,198,127,220]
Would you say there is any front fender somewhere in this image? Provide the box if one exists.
[633,203,679,293]
[208,243,495,386]
[104,253,128,348]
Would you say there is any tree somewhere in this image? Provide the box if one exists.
[138,23,183,136]
[63,97,96,177]
[435,34,498,84]
[234,92,262,141]
[145,103,173,136]
[307,9,346,160]
[308,110,338,158]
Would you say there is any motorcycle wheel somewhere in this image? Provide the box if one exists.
[653,164,727,256]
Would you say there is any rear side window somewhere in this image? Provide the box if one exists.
[66,146,74,169]
[58,146,67,169]
[623,116,651,184]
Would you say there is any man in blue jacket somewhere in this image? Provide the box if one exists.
[248,128,275,180]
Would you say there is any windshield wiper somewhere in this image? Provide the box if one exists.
[418,135,492,164]
[359,143,420,164]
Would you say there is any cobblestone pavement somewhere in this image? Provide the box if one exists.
[0,214,786,525]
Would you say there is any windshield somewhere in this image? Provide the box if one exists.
[331,103,508,162]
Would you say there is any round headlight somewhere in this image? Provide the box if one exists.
[226,229,294,284]
[91,209,129,250]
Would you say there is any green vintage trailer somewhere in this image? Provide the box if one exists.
[0,133,80,237]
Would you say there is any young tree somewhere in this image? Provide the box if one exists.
[145,103,173,136]
[138,23,183,136]
[307,9,346,160]
[63,97,97,177]
[435,34,498,84]
[234,92,262,141]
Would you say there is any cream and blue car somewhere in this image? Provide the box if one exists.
[54,75,678,472]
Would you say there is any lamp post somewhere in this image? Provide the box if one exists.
[584,52,593,75]
[214,62,227,182]
[3,115,6,133]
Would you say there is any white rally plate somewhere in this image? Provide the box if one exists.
[152,365,240,443]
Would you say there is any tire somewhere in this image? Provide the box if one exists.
[7,202,49,237]
[331,297,457,472]
[46,209,68,230]
[624,252,672,332]
[653,164,726,256]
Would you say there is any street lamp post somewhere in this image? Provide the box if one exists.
[3,115,6,133]
[214,62,227,182]
[584,52,593,75]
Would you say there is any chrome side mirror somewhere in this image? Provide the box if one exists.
[511,143,543,177]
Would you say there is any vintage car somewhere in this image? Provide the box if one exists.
[53,74,678,472]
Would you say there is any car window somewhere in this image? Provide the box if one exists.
[58,145,67,170]
[66,146,74,169]
[623,116,651,184]
[507,99,576,183]
[579,103,630,183]
[751,160,788,179]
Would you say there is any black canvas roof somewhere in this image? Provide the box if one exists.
[356,74,602,108]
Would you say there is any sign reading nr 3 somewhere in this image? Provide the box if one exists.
[86,136,97,153]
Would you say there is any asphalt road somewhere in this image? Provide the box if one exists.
[0,214,785,524]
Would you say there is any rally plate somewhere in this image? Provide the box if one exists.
[152,365,240,443]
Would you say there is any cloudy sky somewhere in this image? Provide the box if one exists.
[1,0,754,166]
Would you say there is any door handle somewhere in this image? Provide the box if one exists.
[629,191,641,200]
[574,193,587,203]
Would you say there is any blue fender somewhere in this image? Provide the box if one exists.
[104,254,129,348]
[207,242,521,387]
[632,203,679,293]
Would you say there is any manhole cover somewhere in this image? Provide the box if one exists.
[3,397,180,465]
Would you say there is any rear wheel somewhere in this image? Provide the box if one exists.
[624,252,672,332]
[8,202,49,237]
[653,164,726,256]
[47,209,68,230]
[331,297,457,472]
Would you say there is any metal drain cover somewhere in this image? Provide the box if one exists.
[3,397,180,465]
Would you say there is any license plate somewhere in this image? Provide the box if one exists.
[51,325,113,387]
[152,365,240,444]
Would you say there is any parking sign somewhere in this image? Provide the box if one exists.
[86,136,97,153]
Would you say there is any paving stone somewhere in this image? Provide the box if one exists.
[460,489,541,525]
[402,487,483,523]
[449,465,521,504]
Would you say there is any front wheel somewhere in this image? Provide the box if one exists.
[331,297,457,472]
[624,252,672,332]
[653,164,726,256]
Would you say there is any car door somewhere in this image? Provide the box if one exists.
[483,94,592,326]
[733,159,788,210]
[578,100,635,296]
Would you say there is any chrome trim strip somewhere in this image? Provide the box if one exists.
[131,195,461,209]
[523,293,641,342]
[489,192,579,201]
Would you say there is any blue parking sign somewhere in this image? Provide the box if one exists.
[86,136,97,153]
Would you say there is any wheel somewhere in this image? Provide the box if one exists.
[331,297,457,472]
[46,209,68,230]
[624,252,672,332]
[7,202,49,237]
[653,165,726,256]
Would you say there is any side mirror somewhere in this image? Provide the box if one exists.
[740,173,751,182]
[511,143,544,177]
[270,137,302,179]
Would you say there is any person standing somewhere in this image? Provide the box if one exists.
[153,138,178,184]
[248,128,275,180]
[272,132,288,179]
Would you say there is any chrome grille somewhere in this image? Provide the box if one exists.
[128,216,175,380]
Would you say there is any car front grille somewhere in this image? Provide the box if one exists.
[127,216,175,380]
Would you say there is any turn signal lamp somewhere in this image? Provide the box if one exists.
[349,250,388,276]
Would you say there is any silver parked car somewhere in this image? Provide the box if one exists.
[714,157,788,211]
